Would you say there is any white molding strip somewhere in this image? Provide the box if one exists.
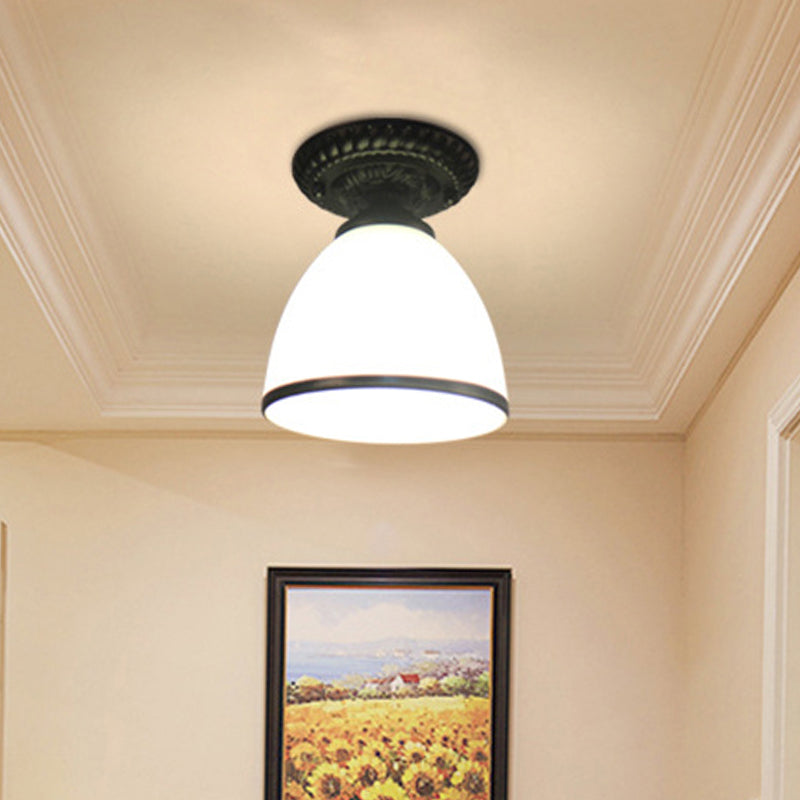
[640,0,800,417]
[762,372,800,800]
[0,14,122,409]
[0,521,6,800]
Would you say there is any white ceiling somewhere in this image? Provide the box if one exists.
[1,0,800,436]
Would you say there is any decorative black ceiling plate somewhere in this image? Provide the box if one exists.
[292,118,479,221]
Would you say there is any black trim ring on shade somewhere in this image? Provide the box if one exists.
[261,375,509,417]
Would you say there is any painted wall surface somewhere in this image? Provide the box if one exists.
[683,267,800,800]
[0,437,681,800]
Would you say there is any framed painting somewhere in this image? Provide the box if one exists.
[265,567,511,800]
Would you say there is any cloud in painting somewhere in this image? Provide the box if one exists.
[287,588,490,645]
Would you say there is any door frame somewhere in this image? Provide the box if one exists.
[763,374,800,800]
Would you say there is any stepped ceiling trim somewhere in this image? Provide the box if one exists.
[632,0,800,415]
[0,0,799,424]
[0,40,116,408]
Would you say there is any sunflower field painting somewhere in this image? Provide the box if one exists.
[266,569,510,800]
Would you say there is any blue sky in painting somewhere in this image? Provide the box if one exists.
[286,586,492,645]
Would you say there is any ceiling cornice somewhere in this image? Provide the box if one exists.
[629,0,800,416]
[0,38,115,409]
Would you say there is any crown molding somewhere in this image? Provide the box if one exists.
[503,355,659,421]
[100,357,262,419]
[87,354,658,422]
[1,0,799,425]
[628,0,800,416]
[0,1,149,408]
[0,41,117,408]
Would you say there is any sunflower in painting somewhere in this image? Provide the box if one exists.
[466,743,490,767]
[309,764,352,800]
[350,753,387,794]
[282,697,494,800]
[450,763,489,800]
[327,737,356,765]
[425,743,458,782]
[361,778,410,800]
[402,761,442,800]
[290,741,321,774]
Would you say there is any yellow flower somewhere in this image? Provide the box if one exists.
[403,762,442,800]
[291,741,320,773]
[425,744,458,778]
[350,753,387,792]
[361,778,410,800]
[328,738,355,765]
[403,742,427,765]
[468,744,490,766]
[310,764,352,800]
[285,779,312,800]
[451,764,488,800]
[366,742,389,764]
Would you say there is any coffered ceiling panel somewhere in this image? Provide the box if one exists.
[1,0,800,433]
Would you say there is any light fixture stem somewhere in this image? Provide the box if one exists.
[335,206,434,238]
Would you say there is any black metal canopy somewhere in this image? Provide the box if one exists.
[291,118,480,231]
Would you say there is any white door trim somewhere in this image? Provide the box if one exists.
[763,374,800,800]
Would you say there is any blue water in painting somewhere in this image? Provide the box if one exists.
[284,638,490,684]
[286,654,417,684]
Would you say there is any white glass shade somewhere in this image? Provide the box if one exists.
[262,223,508,444]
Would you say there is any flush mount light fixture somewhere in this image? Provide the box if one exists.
[261,118,508,444]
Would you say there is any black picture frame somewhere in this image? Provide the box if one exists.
[265,567,511,800]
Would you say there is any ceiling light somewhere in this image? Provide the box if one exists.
[262,118,508,444]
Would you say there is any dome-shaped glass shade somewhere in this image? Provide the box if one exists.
[262,224,508,444]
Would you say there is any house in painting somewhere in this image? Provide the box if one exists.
[389,674,420,693]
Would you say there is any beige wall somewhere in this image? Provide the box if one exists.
[0,436,682,800]
[683,266,800,800]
